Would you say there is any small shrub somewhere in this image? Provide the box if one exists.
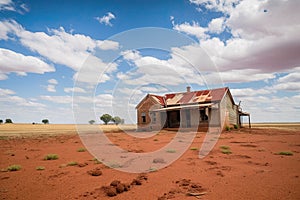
[77,148,86,152]
[234,124,239,129]
[44,154,58,160]
[166,149,176,153]
[7,165,21,171]
[92,158,101,164]
[108,162,122,168]
[153,138,158,141]
[220,146,232,154]
[67,161,78,166]
[276,151,293,156]
[225,126,231,131]
[148,167,158,172]
[190,147,198,151]
[36,166,45,170]
[220,145,230,150]
[221,149,232,154]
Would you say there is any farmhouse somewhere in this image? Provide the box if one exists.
[136,87,250,131]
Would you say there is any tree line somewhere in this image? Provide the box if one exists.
[0,119,13,124]
[89,114,124,125]
[0,119,50,124]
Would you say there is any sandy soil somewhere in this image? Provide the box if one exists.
[0,124,300,199]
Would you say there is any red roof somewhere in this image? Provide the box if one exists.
[148,87,230,107]
[149,94,166,106]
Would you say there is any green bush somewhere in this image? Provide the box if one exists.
[276,151,293,156]
[44,154,59,160]
[77,148,86,152]
[225,126,231,131]
[221,149,232,154]
[7,165,21,171]
[92,158,102,164]
[234,124,239,129]
[220,145,230,150]
[36,166,45,170]
[67,161,78,166]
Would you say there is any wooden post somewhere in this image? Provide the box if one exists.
[248,114,251,128]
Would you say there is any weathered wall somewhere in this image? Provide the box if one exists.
[224,93,238,126]
[179,108,200,128]
[210,104,221,126]
[137,96,162,131]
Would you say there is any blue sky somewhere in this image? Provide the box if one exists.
[0,0,299,124]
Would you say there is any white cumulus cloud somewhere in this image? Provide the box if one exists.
[0,48,55,79]
[96,12,116,26]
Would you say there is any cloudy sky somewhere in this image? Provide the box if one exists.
[0,0,299,124]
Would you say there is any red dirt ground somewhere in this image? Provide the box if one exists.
[1,127,300,199]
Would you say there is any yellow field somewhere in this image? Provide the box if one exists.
[251,123,300,130]
[0,123,137,137]
[1,123,299,137]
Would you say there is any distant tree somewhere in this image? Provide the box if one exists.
[121,119,125,124]
[5,119,13,123]
[89,120,95,125]
[112,116,122,125]
[0,119,3,124]
[42,119,49,124]
[100,114,112,125]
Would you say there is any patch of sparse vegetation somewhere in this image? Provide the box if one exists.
[7,165,21,171]
[0,136,9,140]
[225,126,231,131]
[36,166,45,170]
[44,154,58,160]
[92,158,102,164]
[234,124,239,129]
[220,146,232,154]
[67,161,78,166]
[221,149,232,154]
[108,162,122,168]
[77,147,86,152]
[276,151,293,156]
[190,147,198,151]
[148,167,158,172]
[220,145,230,150]
[166,149,176,153]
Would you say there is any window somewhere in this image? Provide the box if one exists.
[141,112,146,123]
[151,112,156,124]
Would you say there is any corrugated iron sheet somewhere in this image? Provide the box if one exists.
[149,87,228,107]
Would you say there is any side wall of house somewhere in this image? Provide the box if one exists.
[224,93,238,126]
[137,97,162,131]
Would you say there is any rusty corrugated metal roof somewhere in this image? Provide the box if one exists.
[149,87,229,107]
[150,94,166,106]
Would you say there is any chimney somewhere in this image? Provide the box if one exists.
[186,86,191,92]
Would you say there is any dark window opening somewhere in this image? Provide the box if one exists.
[141,112,146,123]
